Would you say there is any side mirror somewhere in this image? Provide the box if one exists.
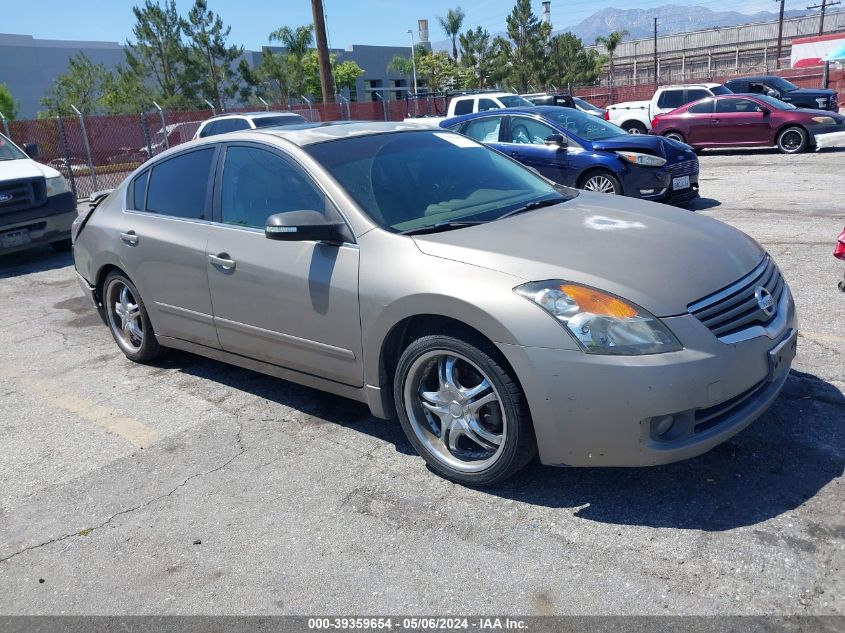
[544,134,568,149]
[23,143,39,159]
[758,106,771,116]
[766,89,779,98]
[265,210,348,244]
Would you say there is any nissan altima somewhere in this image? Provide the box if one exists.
[72,122,797,485]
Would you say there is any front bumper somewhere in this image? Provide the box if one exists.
[623,160,699,207]
[0,193,78,256]
[497,290,797,467]
[814,130,845,150]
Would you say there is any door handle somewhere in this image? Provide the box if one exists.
[509,150,520,156]
[208,253,236,271]
[119,231,139,246]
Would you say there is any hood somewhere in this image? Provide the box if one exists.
[792,108,845,122]
[412,193,764,317]
[0,157,60,181]
[590,134,693,156]
[787,87,836,97]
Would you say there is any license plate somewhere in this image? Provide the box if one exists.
[1,229,31,248]
[768,330,798,382]
[672,175,690,190]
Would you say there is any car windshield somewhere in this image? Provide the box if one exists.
[710,85,733,95]
[253,115,307,128]
[546,109,624,141]
[573,97,604,113]
[767,77,799,92]
[0,134,26,161]
[305,131,572,233]
[499,95,534,108]
[753,94,797,110]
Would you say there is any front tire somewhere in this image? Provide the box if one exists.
[580,171,622,195]
[103,271,162,363]
[393,335,536,485]
[777,126,808,154]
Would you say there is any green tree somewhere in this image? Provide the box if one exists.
[41,52,111,116]
[437,7,465,60]
[549,33,602,90]
[496,0,550,92]
[333,59,364,94]
[99,65,153,114]
[124,0,196,108]
[268,25,314,100]
[459,27,493,89]
[183,0,243,111]
[0,84,20,120]
[303,51,363,100]
[416,50,462,93]
[595,29,629,102]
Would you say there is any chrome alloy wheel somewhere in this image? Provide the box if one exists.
[583,175,618,194]
[106,280,144,354]
[404,351,507,473]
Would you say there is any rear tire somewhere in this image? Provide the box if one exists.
[664,131,686,144]
[103,271,163,363]
[624,121,648,135]
[393,334,537,486]
[777,126,808,154]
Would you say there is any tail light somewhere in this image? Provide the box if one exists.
[835,228,845,261]
[652,117,660,128]
[603,109,610,121]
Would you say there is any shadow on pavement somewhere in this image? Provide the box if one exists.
[152,344,842,531]
[687,197,721,211]
[0,246,73,278]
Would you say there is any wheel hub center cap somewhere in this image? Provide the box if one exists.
[448,401,464,418]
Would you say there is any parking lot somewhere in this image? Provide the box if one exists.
[0,147,843,615]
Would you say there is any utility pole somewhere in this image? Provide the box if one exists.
[311,0,334,103]
[775,0,785,69]
[653,18,659,89]
[807,0,841,35]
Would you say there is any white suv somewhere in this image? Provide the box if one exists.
[193,111,307,139]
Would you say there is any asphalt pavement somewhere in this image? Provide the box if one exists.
[0,147,843,615]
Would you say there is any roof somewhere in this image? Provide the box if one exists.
[208,111,304,120]
[252,120,434,146]
[660,83,724,89]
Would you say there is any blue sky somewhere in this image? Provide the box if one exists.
[2,0,789,49]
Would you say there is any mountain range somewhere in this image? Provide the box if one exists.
[431,4,808,50]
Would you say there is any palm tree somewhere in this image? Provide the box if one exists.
[595,29,629,103]
[438,7,466,60]
[268,25,314,100]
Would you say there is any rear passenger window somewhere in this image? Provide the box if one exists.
[657,90,686,109]
[146,149,215,220]
[131,170,148,211]
[688,99,714,114]
[453,99,473,116]
[463,117,502,143]
[478,99,498,112]
[685,89,710,103]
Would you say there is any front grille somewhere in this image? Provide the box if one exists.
[668,158,698,178]
[688,256,784,339]
[0,178,46,214]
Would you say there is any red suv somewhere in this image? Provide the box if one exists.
[650,94,845,154]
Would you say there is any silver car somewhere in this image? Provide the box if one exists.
[72,122,797,485]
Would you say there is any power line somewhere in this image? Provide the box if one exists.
[807,0,841,34]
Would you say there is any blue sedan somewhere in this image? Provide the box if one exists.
[440,106,700,205]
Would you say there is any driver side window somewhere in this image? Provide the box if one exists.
[505,118,556,145]
[220,146,332,229]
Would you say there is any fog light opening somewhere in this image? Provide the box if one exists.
[653,414,675,438]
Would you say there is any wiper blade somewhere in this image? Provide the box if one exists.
[398,221,485,236]
[497,197,564,221]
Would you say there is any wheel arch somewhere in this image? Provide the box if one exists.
[620,119,648,133]
[775,122,812,147]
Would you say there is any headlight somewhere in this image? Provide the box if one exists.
[811,116,836,125]
[45,175,70,197]
[615,151,667,167]
[515,281,682,355]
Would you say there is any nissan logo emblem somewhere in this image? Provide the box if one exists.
[755,286,775,317]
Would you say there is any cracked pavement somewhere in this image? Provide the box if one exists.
[0,149,843,615]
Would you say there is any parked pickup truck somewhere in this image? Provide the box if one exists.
[724,75,839,111]
[605,83,733,134]
[0,132,76,256]
[404,92,534,126]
